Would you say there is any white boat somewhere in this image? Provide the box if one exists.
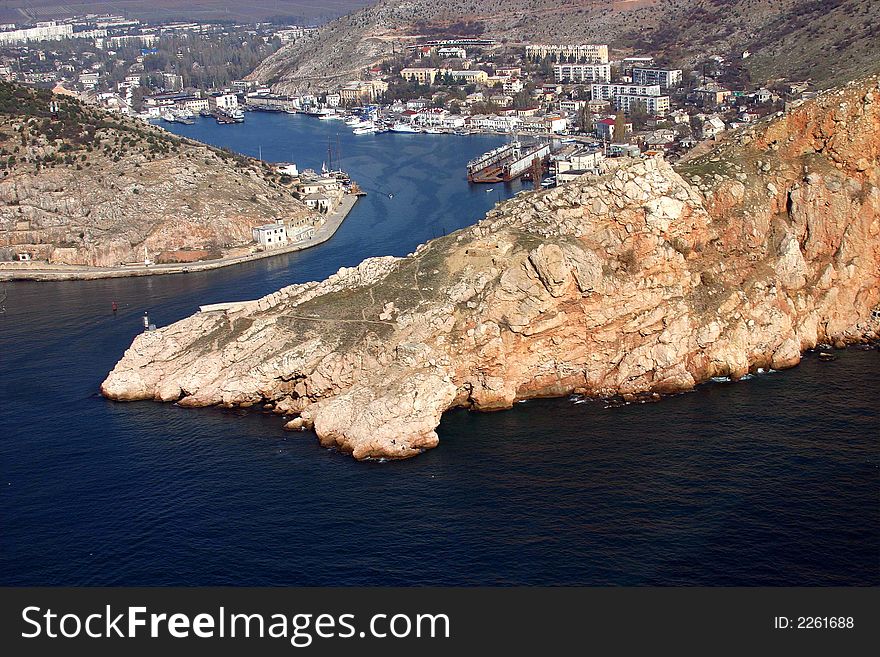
[390,122,419,133]
[352,125,376,135]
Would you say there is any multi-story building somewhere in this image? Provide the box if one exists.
[559,99,589,115]
[0,21,73,46]
[553,147,605,181]
[692,84,731,108]
[631,68,682,89]
[163,72,183,91]
[445,69,488,84]
[620,56,655,76]
[467,114,520,132]
[590,83,662,100]
[526,44,609,64]
[553,63,611,83]
[78,72,99,90]
[612,94,670,115]
[503,78,524,94]
[401,67,439,85]
[253,220,288,250]
[338,80,387,104]
[210,93,238,111]
[412,108,449,127]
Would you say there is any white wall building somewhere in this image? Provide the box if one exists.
[211,93,239,111]
[631,68,683,89]
[253,219,288,249]
[526,44,609,63]
[612,94,670,115]
[468,114,520,132]
[554,63,612,83]
[590,83,662,100]
[0,21,73,46]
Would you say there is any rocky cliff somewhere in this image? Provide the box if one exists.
[102,76,880,460]
[0,83,314,267]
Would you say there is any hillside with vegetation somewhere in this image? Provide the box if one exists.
[250,0,879,93]
[0,83,314,267]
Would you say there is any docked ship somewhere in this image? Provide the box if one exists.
[466,140,552,183]
[216,108,245,124]
[161,111,194,125]
[390,122,419,133]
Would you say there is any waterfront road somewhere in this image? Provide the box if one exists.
[0,194,359,282]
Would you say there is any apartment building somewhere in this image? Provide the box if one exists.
[553,63,612,83]
[590,83,662,100]
[400,67,439,85]
[631,68,683,89]
[526,44,609,64]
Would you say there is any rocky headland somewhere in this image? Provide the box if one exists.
[0,83,315,267]
[102,77,880,460]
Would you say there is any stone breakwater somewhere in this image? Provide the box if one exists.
[102,77,880,460]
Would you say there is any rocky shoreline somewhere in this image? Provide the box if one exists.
[102,77,880,460]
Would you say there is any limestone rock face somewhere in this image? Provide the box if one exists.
[102,77,880,460]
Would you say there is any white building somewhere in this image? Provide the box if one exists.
[437,46,466,59]
[631,68,683,89]
[553,147,605,181]
[553,63,611,83]
[700,115,726,139]
[79,72,100,89]
[211,93,238,111]
[612,94,670,115]
[559,99,589,114]
[468,114,520,132]
[503,78,524,94]
[252,219,288,249]
[590,83,662,100]
[0,21,73,46]
[413,108,450,127]
[591,83,669,115]
[526,44,609,63]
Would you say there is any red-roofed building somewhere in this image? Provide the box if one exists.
[596,117,633,141]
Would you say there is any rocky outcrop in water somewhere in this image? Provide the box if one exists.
[102,77,880,460]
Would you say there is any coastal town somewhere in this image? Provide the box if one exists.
[0,10,833,271]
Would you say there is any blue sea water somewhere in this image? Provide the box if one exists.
[0,113,877,586]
